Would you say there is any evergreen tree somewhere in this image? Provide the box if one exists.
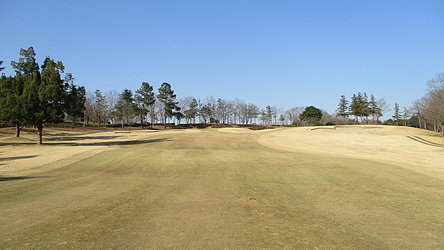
[199,103,213,124]
[392,102,401,124]
[0,74,26,137]
[264,105,273,125]
[300,106,323,125]
[5,47,42,137]
[11,47,40,75]
[349,92,372,123]
[157,82,178,128]
[369,94,382,122]
[23,57,67,144]
[185,98,199,124]
[135,82,155,127]
[362,93,370,122]
[65,73,86,126]
[349,94,358,122]
[173,106,183,124]
[94,89,107,125]
[116,89,136,127]
[336,95,349,121]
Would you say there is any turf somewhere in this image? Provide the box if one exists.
[0,126,443,249]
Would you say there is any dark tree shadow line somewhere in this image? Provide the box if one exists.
[0,138,171,146]
[0,176,47,182]
[406,136,444,148]
[45,135,122,142]
[0,155,38,161]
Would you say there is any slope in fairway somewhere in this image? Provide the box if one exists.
[0,126,443,249]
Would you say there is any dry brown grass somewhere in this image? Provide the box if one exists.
[260,125,444,179]
[0,125,443,249]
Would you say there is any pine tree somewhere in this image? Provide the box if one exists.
[94,89,107,125]
[300,106,323,125]
[11,47,39,75]
[392,102,401,124]
[23,57,67,144]
[157,82,179,128]
[116,89,136,127]
[349,92,371,123]
[199,103,213,124]
[5,47,42,137]
[336,95,349,122]
[362,93,370,122]
[185,99,199,124]
[173,106,183,124]
[265,105,273,125]
[0,74,26,137]
[349,94,358,122]
[368,94,378,122]
[135,82,155,127]
[65,73,86,127]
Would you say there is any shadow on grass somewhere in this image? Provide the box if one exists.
[46,136,121,142]
[0,176,46,182]
[47,132,89,137]
[0,138,171,146]
[407,136,444,148]
[0,155,38,161]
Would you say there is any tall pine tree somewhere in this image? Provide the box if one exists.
[157,82,179,128]
[184,99,199,124]
[0,74,26,136]
[135,82,155,127]
[23,57,67,144]
[336,95,349,123]
[65,73,86,127]
[369,94,382,122]
[392,102,401,124]
[116,89,136,127]
[5,47,41,137]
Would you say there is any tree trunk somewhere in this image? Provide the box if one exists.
[15,123,21,137]
[438,124,444,137]
[37,124,43,145]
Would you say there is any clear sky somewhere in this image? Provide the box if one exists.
[1,0,443,117]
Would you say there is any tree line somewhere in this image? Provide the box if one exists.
[83,89,337,129]
[0,47,385,144]
[8,47,442,143]
[334,73,444,137]
[336,93,387,124]
[411,73,444,136]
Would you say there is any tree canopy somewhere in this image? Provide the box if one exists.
[0,47,85,144]
[300,106,323,125]
[158,82,179,128]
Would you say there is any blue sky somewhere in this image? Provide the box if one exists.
[1,0,443,116]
